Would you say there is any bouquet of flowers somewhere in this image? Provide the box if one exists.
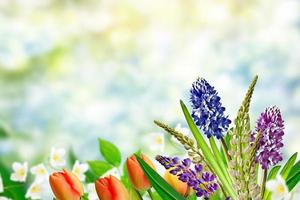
[0,76,299,200]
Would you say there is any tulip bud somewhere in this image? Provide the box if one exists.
[126,154,156,191]
[49,169,83,200]
[164,170,188,196]
[95,175,129,200]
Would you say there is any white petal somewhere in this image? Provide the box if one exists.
[12,162,22,171]
[266,180,279,192]
[80,163,89,172]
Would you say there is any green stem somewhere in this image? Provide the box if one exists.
[209,137,232,186]
[221,137,231,161]
[4,184,25,190]
[147,189,154,200]
[261,169,268,199]
[136,189,143,200]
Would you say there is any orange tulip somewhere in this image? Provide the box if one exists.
[49,169,84,200]
[95,175,129,200]
[126,154,156,190]
[164,170,188,196]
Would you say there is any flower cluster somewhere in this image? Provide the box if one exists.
[0,147,90,200]
[252,106,285,169]
[156,155,218,198]
[190,78,231,139]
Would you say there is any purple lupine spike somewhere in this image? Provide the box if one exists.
[190,78,231,139]
[253,106,285,169]
[156,155,218,197]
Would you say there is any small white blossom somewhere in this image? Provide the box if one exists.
[10,162,28,182]
[86,183,98,200]
[100,167,120,179]
[266,175,291,200]
[50,147,66,168]
[25,181,44,200]
[72,160,88,181]
[144,132,164,153]
[0,174,3,193]
[30,164,48,182]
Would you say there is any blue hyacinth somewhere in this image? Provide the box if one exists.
[190,78,231,139]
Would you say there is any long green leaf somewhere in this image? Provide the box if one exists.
[281,153,297,179]
[209,137,232,185]
[180,100,236,198]
[287,171,300,191]
[287,160,300,180]
[267,165,281,180]
[135,155,185,200]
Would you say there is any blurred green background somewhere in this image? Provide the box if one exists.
[0,0,299,191]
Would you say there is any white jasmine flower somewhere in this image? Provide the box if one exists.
[266,175,291,200]
[25,181,44,200]
[100,167,120,179]
[0,174,3,193]
[86,183,98,200]
[72,160,88,181]
[50,147,66,168]
[144,132,164,153]
[10,162,28,182]
[30,164,48,182]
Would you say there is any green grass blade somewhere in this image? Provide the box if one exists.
[209,137,232,185]
[135,155,185,200]
[287,171,300,191]
[287,160,300,180]
[281,153,297,179]
[180,100,236,198]
[267,165,282,180]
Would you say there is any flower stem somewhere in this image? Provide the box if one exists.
[147,189,154,200]
[136,189,143,200]
[221,137,231,161]
[4,184,24,190]
[260,169,268,199]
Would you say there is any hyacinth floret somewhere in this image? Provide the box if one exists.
[190,78,231,139]
[252,106,285,169]
[156,155,218,198]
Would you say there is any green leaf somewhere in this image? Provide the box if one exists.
[287,171,300,191]
[209,137,231,185]
[151,191,163,200]
[128,187,143,200]
[85,169,98,183]
[99,138,122,167]
[0,123,10,138]
[68,148,77,166]
[135,155,185,200]
[281,153,297,179]
[287,160,300,180]
[267,165,281,180]
[87,160,113,177]
[187,193,197,200]
[80,193,89,200]
[180,100,236,198]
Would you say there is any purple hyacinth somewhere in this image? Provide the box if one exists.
[252,106,285,169]
[156,155,218,198]
[190,78,231,139]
